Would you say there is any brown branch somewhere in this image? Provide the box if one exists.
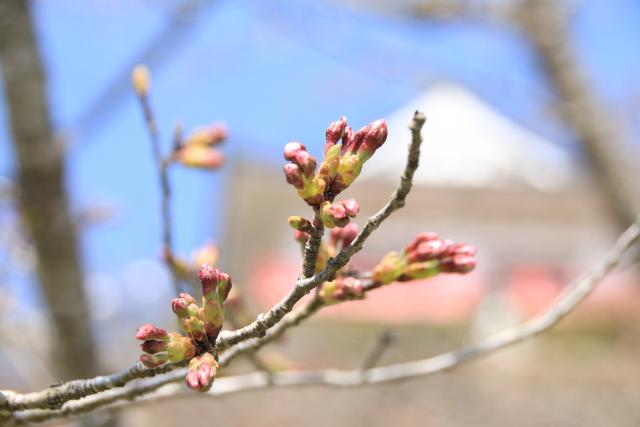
[516,0,640,228]
[0,0,100,381]
[134,91,178,291]
[9,214,639,424]
[301,211,324,279]
[0,111,427,416]
[213,111,427,351]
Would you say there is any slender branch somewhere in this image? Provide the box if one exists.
[8,214,639,424]
[360,331,395,371]
[214,111,427,351]
[134,92,178,291]
[301,211,324,279]
[0,111,427,415]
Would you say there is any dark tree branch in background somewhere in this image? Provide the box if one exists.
[0,0,99,381]
[412,0,640,228]
[7,214,639,424]
[516,0,640,228]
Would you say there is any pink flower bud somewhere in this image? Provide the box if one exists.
[320,276,365,304]
[284,163,304,189]
[199,264,229,296]
[341,125,365,155]
[171,296,190,317]
[185,353,218,392]
[135,323,168,341]
[341,199,360,217]
[141,340,167,354]
[407,239,450,263]
[404,232,439,254]
[325,116,347,152]
[358,119,388,158]
[283,142,306,161]
[140,353,168,368]
[319,201,348,228]
[294,151,317,176]
[330,222,359,249]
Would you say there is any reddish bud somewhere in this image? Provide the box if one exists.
[135,323,168,341]
[140,353,168,368]
[185,353,218,392]
[320,276,365,304]
[284,142,306,161]
[341,199,360,217]
[294,230,309,244]
[294,151,317,176]
[141,340,167,354]
[330,222,359,249]
[358,119,388,157]
[325,116,347,152]
[407,239,450,263]
[284,163,304,189]
[404,232,439,254]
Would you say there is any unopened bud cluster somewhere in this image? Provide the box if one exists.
[283,117,388,206]
[136,264,232,392]
[319,276,365,305]
[173,123,227,169]
[372,232,477,285]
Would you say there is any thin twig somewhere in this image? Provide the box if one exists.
[135,93,178,292]
[360,331,394,372]
[213,111,427,352]
[8,215,639,424]
[0,111,427,415]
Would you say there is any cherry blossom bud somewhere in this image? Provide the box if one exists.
[184,124,228,147]
[401,260,441,281]
[171,293,194,317]
[325,116,347,152]
[330,223,359,249]
[288,216,312,232]
[320,276,365,304]
[284,142,307,161]
[358,119,388,159]
[175,146,224,169]
[406,239,451,263]
[166,333,197,362]
[135,323,168,341]
[131,64,150,96]
[140,353,168,368]
[319,201,346,228]
[404,232,439,254]
[294,151,317,176]
[141,339,167,354]
[284,163,304,189]
[341,125,366,155]
[372,252,406,285]
[341,199,360,217]
[185,353,218,392]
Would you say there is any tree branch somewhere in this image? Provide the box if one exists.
[8,213,639,424]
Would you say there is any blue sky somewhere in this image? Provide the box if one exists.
[1,0,639,309]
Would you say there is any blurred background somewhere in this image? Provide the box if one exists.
[1,0,640,426]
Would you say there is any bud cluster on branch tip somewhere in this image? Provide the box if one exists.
[283,117,388,205]
[136,264,233,391]
[186,352,218,392]
[172,123,228,170]
[319,276,365,305]
[319,198,359,228]
[131,64,150,97]
[372,232,477,285]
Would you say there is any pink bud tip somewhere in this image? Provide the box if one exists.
[283,163,304,189]
[341,199,359,217]
[135,323,167,341]
[359,119,388,156]
[284,142,306,161]
[199,264,230,295]
[330,222,359,248]
[325,116,347,150]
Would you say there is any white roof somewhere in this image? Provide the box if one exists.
[360,82,577,191]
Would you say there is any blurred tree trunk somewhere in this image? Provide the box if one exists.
[518,0,640,228]
[0,0,99,381]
